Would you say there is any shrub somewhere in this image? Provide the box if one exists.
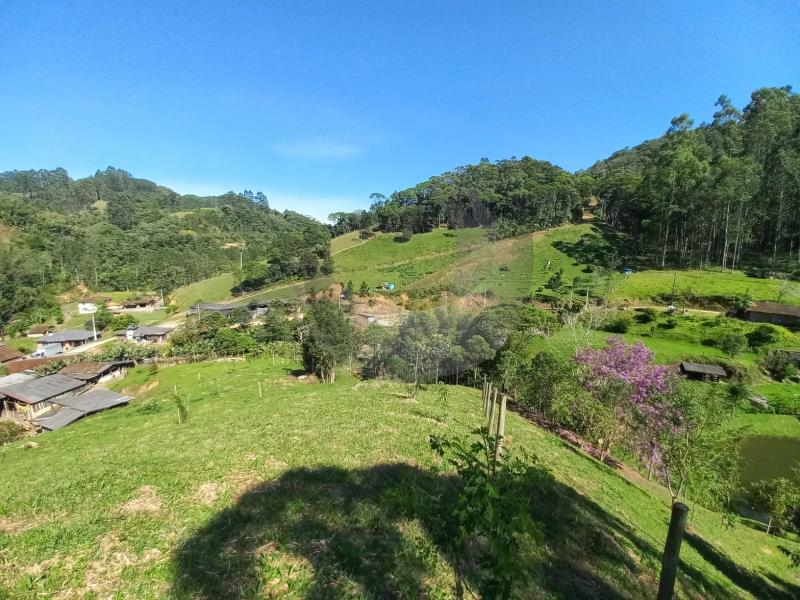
[137,398,164,415]
[0,421,26,445]
[719,333,747,357]
[634,308,658,324]
[763,350,794,382]
[659,318,678,330]
[602,312,633,334]
[746,324,781,349]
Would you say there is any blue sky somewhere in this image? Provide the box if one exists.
[1,1,798,221]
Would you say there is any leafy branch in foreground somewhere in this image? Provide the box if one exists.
[430,428,545,599]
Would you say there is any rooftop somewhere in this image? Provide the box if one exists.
[0,374,86,404]
[59,361,134,379]
[0,372,37,391]
[35,389,131,431]
[38,330,97,344]
[746,302,800,317]
[0,345,24,363]
[680,361,728,377]
[27,324,52,334]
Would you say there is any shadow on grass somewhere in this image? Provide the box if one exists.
[551,224,636,271]
[683,532,800,600]
[171,459,714,599]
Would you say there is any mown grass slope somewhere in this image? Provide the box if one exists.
[171,272,238,310]
[1,359,798,598]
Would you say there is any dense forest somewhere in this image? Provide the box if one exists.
[329,157,590,239]
[591,86,800,272]
[0,168,330,327]
[331,86,800,276]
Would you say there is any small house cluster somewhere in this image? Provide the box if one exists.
[77,295,161,315]
[187,298,299,320]
[0,360,134,431]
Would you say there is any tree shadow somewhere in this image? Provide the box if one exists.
[683,532,800,600]
[171,459,719,599]
[551,224,637,272]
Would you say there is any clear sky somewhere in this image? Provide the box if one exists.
[1,1,798,220]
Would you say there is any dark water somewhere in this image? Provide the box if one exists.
[739,436,800,486]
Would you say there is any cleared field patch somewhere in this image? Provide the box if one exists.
[612,269,800,306]
[171,273,236,310]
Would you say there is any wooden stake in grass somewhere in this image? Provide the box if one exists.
[494,393,508,465]
[258,381,263,399]
[487,387,497,431]
[657,502,689,600]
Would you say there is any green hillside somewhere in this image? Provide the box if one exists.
[1,359,798,598]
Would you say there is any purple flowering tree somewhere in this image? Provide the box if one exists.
[574,337,678,463]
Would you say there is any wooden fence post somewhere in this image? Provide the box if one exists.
[482,379,488,412]
[494,394,508,465]
[657,502,689,600]
[487,388,498,431]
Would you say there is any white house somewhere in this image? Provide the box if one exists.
[77,296,110,314]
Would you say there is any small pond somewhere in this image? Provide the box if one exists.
[739,436,800,487]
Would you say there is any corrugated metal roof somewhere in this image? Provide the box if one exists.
[680,361,728,377]
[0,374,86,404]
[33,407,85,430]
[0,372,37,391]
[55,389,130,413]
[38,330,97,344]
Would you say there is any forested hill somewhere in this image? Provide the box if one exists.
[330,86,799,277]
[329,157,591,239]
[0,167,330,327]
[590,86,800,271]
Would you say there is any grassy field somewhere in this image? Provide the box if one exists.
[2,359,798,598]
[613,269,800,306]
[733,414,800,438]
[171,273,237,310]
[752,383,800,414]
[330,231,389,255]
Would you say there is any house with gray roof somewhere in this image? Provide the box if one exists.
[113,324,174,344]
[35,330,97,354]
[0,374,87,420]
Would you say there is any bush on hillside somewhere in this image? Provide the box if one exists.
[602,312,633,334]
[746,324,786,349]
[0,421,26,446]
[719,333,748,357]
[763,351,794,382]
[634,307,659,324]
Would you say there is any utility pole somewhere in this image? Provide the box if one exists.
[91,313,97,341]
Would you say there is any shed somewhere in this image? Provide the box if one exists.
[679,361,728,382]
[34,389,131,431]
[122,296,157,310]
[744,302,800,328]
[352,313,377,328]
[0,344,24,364]
[26,324,54,338]
[187,303,243,317]
[59,361,134,384]
[0,374,87,420]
